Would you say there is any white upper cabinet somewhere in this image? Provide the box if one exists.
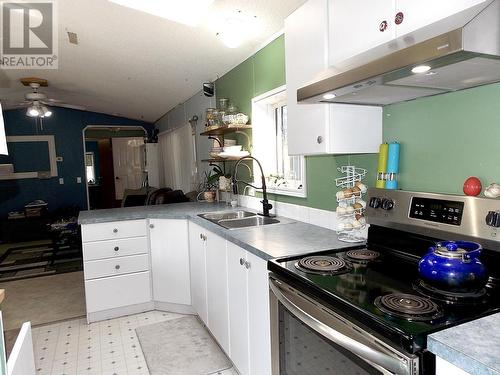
[329,0,396,67]
[285,0,330,155]
[285,0,382,155]
[394,0,490,37]
[328,0,491,69]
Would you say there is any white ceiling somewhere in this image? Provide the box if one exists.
[0,0,305,122]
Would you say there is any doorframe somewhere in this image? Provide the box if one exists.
[82,125,148,211]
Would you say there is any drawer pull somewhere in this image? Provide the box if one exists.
[115,265,120,270]
[113,228,118,233]
[149,224,154,229]
[114,246,119,252]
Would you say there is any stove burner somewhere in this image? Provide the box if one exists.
[374,293,443,321]
[414,279,488,306]
[345,249,380,262]
[295,256,350,275]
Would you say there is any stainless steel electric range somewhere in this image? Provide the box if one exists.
[268,188,500,375]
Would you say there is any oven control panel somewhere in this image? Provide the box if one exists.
[409,197,464,226]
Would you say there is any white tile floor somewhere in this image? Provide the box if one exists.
[32,310,238,375]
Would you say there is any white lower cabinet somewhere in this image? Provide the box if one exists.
[188,221,209,325]
[227,242,271,375]
[150,219,191,307]
[81,220,152,322]
[206,232,230,354]
[227,243,250,375]
[85,271,152,312]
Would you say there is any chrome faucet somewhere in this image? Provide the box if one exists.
[232,156,273,217]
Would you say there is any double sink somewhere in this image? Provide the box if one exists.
[199,210,281,230]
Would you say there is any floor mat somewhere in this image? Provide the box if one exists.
[0,240,82,282]
[136,316,232,375]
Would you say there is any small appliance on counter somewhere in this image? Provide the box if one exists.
[268,188,500,375]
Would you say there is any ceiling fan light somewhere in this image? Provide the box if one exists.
[27,106,39,117]
[42,106,52,117]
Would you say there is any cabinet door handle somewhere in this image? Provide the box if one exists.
[316,136,323,144]
[114,246,119,252]
[200,233,203,240]
[113,228,118,233]
[239,258,245,265]
[379,20,388,32]
[394,12,404,25]
[115,265,120,270]
[149,224,154,229]
[244,261,251,269]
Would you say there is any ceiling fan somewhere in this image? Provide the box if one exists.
[17,77,86,118]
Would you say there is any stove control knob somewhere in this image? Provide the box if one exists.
[381,198,395,211]
[486,211,500,227]
[369,197,382,209]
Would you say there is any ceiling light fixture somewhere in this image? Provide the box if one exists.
[323,93,336,100]
[26,101,52,118]
[107,0,214,27]
[411,65,431,74]
[27,106,40,117]
[217,12,261,48]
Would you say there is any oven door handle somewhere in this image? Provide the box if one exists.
[269,280,411,375]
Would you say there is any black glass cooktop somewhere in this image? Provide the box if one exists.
[268,245,500,353]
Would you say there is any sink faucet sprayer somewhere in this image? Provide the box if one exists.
[232,156,273,217]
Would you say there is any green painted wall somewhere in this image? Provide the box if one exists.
[216,35,377,211]
[383,83,500,195]
[217,35,500,210]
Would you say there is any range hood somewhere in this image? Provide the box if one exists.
[298,1,500,106]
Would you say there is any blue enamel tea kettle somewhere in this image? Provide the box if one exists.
[418,241,488,291]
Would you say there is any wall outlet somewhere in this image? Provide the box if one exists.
[76,177,82,183]
[59,178,64,185]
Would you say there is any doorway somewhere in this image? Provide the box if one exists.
[83,126,148,210]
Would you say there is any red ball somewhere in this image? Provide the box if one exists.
[463,177,482,196]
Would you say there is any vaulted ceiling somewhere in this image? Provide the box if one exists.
[0,0,305,122]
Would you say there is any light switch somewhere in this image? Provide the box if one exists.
[59,178,64,185]
[76,177,82,183]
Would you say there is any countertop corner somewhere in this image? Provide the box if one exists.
[428,312,500,375]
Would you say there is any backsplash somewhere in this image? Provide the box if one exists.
[383,82,500,196]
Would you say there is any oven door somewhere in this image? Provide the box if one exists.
[269,276,419,375]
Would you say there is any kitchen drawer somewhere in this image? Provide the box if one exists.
[85,271,151,313]
[83,237,148,261]
[84,254,150,280]
[81,220,147,242]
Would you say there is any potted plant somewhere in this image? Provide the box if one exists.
[199,165,231,202]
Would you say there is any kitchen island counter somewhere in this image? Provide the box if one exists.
[78,202,357,260]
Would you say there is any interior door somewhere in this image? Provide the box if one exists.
[112,137,144,200]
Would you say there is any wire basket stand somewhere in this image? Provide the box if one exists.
[335,166,367,243]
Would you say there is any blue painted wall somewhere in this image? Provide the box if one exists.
[0,107,152,218]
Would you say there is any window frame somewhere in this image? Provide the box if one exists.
[251,85,307,198]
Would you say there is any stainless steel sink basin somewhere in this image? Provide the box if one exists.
[218,215,281,229]
[199,210,255,222]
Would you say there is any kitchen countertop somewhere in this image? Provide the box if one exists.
[428,312,500,375]
[78,202,357,260]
